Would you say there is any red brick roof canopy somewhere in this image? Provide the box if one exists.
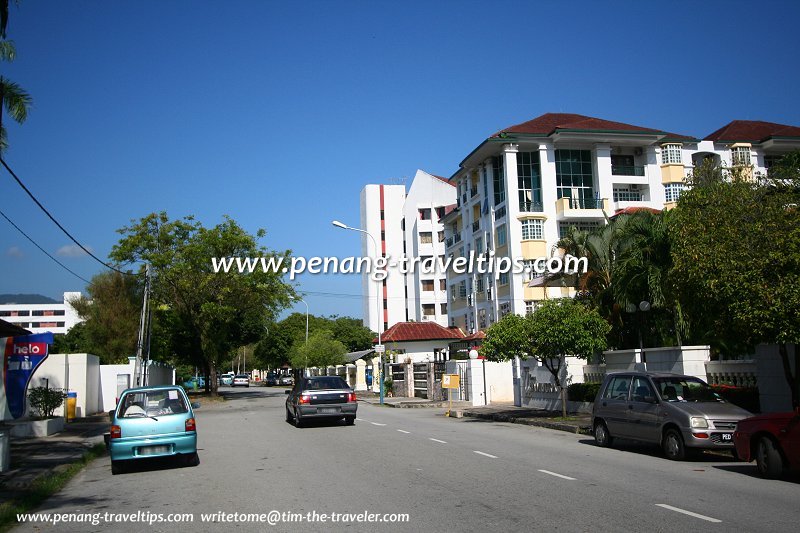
[431,174,456,187]
[494,113,664,137]
[705,120,800,143]
[378,322,465,343]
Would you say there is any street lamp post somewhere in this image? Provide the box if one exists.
[332,220,384,405]
[290,296,309,375]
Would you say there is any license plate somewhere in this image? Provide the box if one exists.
[721,433,732,441]
[318,407,339,414]
[139,445,171,456]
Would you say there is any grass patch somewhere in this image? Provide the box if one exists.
[0,443,107,532]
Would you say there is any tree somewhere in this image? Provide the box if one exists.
[0,2,31,152]
[289,329,347,369]
[482,299,609,417]
[110,212,293,394]
[64,271,143,363]
[328,316,375,352]
[671,156,800,406]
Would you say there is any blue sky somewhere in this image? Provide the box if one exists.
[2,0,799,319]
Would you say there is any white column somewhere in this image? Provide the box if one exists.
[594,144,613,205]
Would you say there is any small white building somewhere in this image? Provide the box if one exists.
[378,321,464,364]
[0,292,83,336]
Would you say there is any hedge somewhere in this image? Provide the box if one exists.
[567,382,602,403]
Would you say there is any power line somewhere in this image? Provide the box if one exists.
[0,156,139,276]
[0,207,92,284]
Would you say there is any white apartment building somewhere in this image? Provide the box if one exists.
[0,291,83,335]
[359,170,456,333]
[443,113,800,334]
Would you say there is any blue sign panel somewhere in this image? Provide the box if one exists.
[3,332,53,419]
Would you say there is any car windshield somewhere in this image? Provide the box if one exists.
[119,389,189,418]
[653,377,722,403]
[305,377,348,390]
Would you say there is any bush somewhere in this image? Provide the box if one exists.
[712,384,760,413]
[567,382,602,403]
[27,387,69,418]
[384,378,393,394]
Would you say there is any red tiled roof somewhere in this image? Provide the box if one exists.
[431,174,455,187]
[705,120,800,143]
[462,331,486,342]
[379,322,466,343]
[611,207,662,218]
[493,113,667,137]
[443,203,458,216]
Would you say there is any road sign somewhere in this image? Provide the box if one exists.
[374,344,385,353]
[442,374,460,389]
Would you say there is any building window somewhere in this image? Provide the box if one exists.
[525,300,540,315]
[479,308,487,329]
[458,281,467,298]
[613,187,643,202]
[419,208,431,220]
[475,237,483,254]
[450,285,457,301]
[517,151,543,212]
[661,144,682,165]
[496,224,507,247]
[476,277,484,293]
[555,149,596,207]
[499,272,509,286]
[558,220,601,238]
[664,183,686,203]
[420,232,432,244]
[492,156,505,206]
[435,206,445,220]
[764,154,783,174]
[521,219,544,240]
[438,230,445,242]
[421,280,434,292]
[499,302,511,318]
[440,303,447,315]
[731,146,751,166]
[422,304,435,317]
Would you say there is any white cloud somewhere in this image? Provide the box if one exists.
[56,244,93,258]
[6,246,24,258]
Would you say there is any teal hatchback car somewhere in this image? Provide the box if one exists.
[109,385,200,474]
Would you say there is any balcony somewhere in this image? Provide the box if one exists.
[470,187,478,197]
[611,165,645,177]
[472,221,480,232]
[519,200,543,213]
[495,206,507,219]
[556,196,610,219]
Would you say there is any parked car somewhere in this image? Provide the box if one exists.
[182,376,205,389]
[264,373,279,386]
[592,371,752,460]
[734,410,800,478]
[278,375,294,386]
[108,385,200,475]
[285,375,357,427]
[232,374,250,387]
[219,373,234,386]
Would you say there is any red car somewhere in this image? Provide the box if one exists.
[734,409,800,479]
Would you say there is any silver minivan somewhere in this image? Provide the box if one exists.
[591,371,752,460]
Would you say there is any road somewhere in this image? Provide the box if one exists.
[13,387,800,532]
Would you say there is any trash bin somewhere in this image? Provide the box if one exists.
[0,429,9,473]
[66,391,77,421]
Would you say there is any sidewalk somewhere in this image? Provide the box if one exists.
[356,392,592,435]
[0,413,109,502]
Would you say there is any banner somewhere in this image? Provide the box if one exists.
[2,332,54,419]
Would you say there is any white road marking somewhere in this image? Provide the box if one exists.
[370,422,386,426]
[655,504,722,523]
[473,451,498,459]
[429,438,447,444]
[356,418,365,421]
[397,429,410,434]
[537,469,576,480]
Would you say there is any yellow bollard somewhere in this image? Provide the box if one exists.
[66,392,77,421]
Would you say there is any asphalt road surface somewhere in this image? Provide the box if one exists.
[13,387,800,532]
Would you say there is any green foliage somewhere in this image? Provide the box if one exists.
[384,377,393,394]
[567,382,601,403]
[110,212,294,393]
[27,386,69,418]
[671,157,800,405]
[289,329,347,369]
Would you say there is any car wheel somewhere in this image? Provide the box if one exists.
[183,452,200,467]
[593,421,613,448]
[730,447,741,461]
[111,460,125,475]
[756,436,785,479]
[285,406,293,422]
[345,416,355,426]
[662,428,686,461]
[294,408,304,428]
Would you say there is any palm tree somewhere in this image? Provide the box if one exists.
[0,38,32,152]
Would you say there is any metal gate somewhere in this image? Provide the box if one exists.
[413,363,428,398]
[455,360,470,401]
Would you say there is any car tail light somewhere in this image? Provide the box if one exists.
[185,417,196,432]
[694,432,709,439]
[299,395,311,405]
[348,393,357,402]
[110,425,121,439]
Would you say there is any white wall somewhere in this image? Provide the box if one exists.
[383,340,450,364]
[30,353,103,418]
[756,344,796,413]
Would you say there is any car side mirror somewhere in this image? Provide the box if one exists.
[644,396,658,404]
[108,410,115,421]
[191,402,201,409]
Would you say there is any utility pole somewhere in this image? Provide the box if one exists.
[134,264,151,387]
